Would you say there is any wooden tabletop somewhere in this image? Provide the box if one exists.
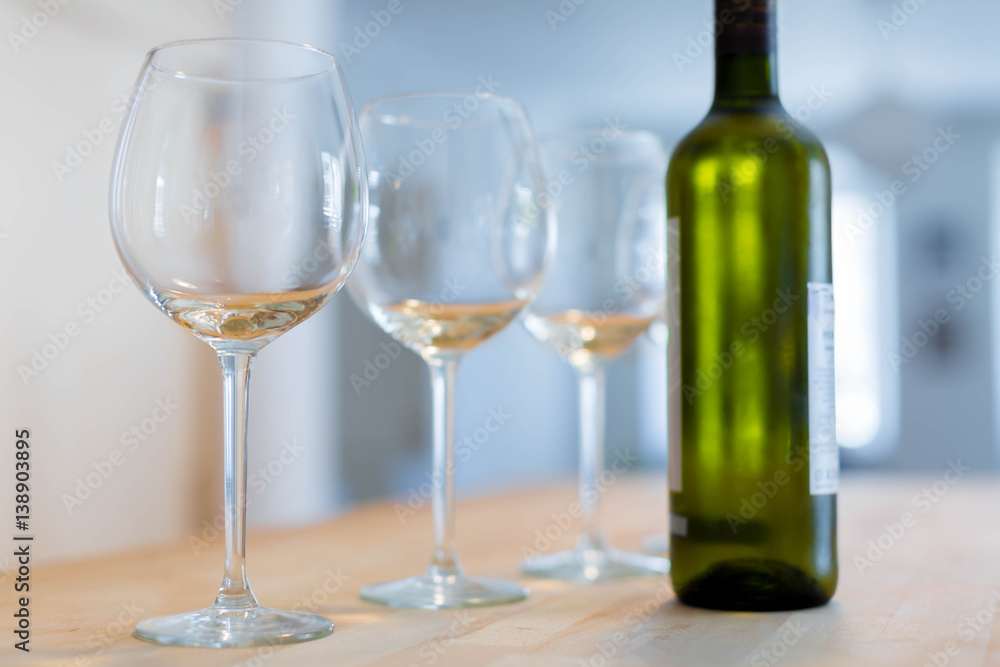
[8,473,1000,666]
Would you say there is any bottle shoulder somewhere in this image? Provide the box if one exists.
[670,104,829,173]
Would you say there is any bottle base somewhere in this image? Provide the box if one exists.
[675,558,833,611]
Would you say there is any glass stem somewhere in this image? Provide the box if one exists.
[214,351,259,610]
[577,363,608,552]
[426,357,463,579]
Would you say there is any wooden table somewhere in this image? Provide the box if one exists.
[9,474,1000,666]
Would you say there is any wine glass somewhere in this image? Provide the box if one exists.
[641,206,678,557]
[349,92,552,609]
[521,130,669,583]
[644,320,670,557]
[642,314,670,557]
[109,39,367,647]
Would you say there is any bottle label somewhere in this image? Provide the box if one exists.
[667,216,682,493]
[669,513,687,537]
[807,282,838,495]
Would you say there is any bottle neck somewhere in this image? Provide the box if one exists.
[712,0,779,108]
[713,52,779,106]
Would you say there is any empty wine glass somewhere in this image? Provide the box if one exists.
[109,39,367,647]
[521,130,669,583]
[349,92,552,609]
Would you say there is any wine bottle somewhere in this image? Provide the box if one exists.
[666,0,837,610]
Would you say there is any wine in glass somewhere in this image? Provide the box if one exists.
[521,130,669,582]
[109,39,367,647]
[349,92,552,609]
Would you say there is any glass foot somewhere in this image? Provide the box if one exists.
[360,570,529,610]
[642,533,669,555]
[521,547,669,584]
[133,606,334,648]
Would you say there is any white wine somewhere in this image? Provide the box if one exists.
[153,286,334,345]
[524,310,656,368]
[370,299,528,358]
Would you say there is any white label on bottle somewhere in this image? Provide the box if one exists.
[807,282,838,495]
[667,216,682,493]
[669,513,688,537]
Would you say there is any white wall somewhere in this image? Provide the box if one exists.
[0,0,228,564]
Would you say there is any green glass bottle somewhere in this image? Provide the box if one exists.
[666,0,837,611]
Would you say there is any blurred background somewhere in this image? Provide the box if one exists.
[0,0,992,563]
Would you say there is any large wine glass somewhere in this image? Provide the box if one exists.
[349,93,552,609]
[521,130,669,582]
[109,39,367,647]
